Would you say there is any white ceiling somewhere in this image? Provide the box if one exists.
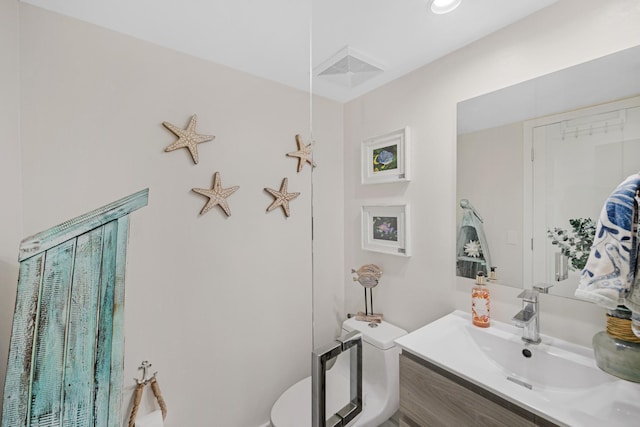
[21,0,559,103]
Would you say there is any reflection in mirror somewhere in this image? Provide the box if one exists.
[528,96,640,298]
[457,45,640,299]
[456,198,493,279]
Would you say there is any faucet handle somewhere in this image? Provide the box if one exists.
[533,283,554,294]
[517,289,539,302]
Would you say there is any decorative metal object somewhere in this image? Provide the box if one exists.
[134,360,157,385]
[352,264,383,322]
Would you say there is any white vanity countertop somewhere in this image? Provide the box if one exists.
[394,310,640,427]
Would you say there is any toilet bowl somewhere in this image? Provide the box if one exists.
[270,317,407,427]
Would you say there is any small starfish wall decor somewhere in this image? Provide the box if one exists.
[163,114,215,164]
[264,177,300,217]
[192,172,239,216]
[287,134,316,172]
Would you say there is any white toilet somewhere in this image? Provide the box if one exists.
[270,316,407,427]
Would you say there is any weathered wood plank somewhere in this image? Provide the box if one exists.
[19,188,148,262]
[107,216,129,427]
[61,228,104,427]
[1,253,45,427]
[93,221,118,427]
[29,240,76,427]
[4,189,147,427]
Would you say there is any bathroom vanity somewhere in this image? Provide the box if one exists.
[394,311,640,427]
[398,351,553,426]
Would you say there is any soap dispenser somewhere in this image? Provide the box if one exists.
[472,271,490,328]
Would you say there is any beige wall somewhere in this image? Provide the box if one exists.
[0,0,21,412]
[18,4,343,426]
[344,0,640,347]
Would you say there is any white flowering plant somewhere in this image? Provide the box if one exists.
[547,218,596,271]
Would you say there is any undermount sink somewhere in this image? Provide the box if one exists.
[395,310,640,426]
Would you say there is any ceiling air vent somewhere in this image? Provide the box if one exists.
[314,46,383,88]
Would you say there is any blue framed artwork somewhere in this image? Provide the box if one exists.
[361,127,411,184]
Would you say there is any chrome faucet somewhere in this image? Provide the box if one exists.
[512,284,553,344]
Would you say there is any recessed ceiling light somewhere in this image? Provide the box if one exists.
[430,0,462,14]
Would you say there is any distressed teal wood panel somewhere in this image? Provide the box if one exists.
[2,253,45,427]
[19,189,149,262]
[61,228,104,427]
[107,216,129,427]
[3,189,148,427]
[30,240,76,427]
[92,220,118,427]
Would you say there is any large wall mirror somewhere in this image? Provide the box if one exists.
[457,45,640,299]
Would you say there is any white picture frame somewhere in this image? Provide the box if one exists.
[361,204,410,256]
[361,127,411,184]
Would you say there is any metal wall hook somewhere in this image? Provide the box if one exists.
[135,360,158,385]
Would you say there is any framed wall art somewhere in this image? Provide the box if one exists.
[361,127,410,184]
[361,204,410,256]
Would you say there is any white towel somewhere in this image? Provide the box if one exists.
[135,410,164,427]
[575,173,640,309]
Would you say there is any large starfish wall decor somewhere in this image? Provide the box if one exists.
[163,114,215,164]
[286,134,316,172]
[264,177,300,217]
[192,172,239,216]
[159,115,311,217]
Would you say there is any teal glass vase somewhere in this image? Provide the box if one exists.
[592,331,640,382]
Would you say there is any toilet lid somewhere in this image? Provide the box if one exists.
[342,317,407,350]
[270,371,361,427]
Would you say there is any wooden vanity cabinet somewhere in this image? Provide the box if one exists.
[399,351,558,427]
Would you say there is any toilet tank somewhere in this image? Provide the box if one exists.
[341,318,407,389]
[342,317,407,351]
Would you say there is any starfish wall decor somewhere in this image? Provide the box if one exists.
[264,178,300,217]
[163,114,215,164]
[192,172,239,216]
[286,134,316,172]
